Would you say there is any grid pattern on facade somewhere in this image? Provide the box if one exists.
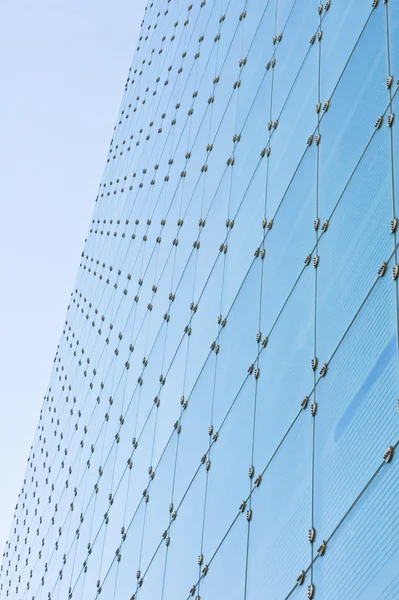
[1,0,399,598]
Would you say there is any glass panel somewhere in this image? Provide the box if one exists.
[273,0,319,116]
[246,409,312,600]
[197,514,247,600]
[313,452,399,598]
[268,46,318,217]
[321,1,375,100]
[256,264,315,469]
[314,260,399,539]
[319,5,388,218]
[261,146,316,335]
[214,260,261,427]
[317,124,393,360]
[389,0,399,79]
[202,375,255,559]
[162,470,207,600]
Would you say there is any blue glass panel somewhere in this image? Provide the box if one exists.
[256,264,314,470]
[139,437,177,572]
[173,355,215,504]
[267,46,318,217]
[111,501,146,598]
[317,124,393,361]
[246,409,312,600]
[134,543,166,600]
[261,145,316,335]
[320,0,374,100]
[162,470,207,600]
[202,375,255,559]
[213,260,261,427]
[314,262,399,539]
[196,514,247,600]
[319,5,388,218]
[313,452,399,598]
[273,0,319,117]
[389,0,399,79]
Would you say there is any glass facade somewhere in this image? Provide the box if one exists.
[1,0,399,598]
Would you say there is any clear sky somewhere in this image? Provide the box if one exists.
[0,0,147,554]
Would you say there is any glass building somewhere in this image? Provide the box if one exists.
[2,0,399,598]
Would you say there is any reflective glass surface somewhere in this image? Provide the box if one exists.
[2,0,399,599]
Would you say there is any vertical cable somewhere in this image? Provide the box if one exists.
[310,5,323,593]
[243,1,278,598]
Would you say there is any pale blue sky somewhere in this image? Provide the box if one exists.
[0,0,146,553]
